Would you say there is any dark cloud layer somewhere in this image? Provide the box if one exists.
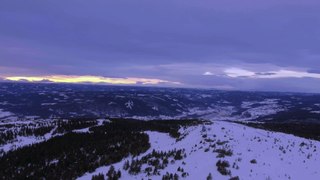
[1,0,320,92]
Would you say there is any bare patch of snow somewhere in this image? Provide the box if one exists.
[41,103,57,106]
[0,109,13,119]
[311,111,320,114]
[125,100,134,109]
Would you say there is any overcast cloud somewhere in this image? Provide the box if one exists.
[1,0,320,92]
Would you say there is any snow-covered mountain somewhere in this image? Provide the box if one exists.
[79,120,320,180]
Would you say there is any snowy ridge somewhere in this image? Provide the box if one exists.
[78,121,320,180]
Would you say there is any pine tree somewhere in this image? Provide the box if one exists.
[117,170,121,178]
[107,166,116,179]
[91,173,105,180]
[174,173,179,180]
[123,160,130,170]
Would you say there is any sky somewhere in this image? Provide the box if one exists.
[1,0,320,92]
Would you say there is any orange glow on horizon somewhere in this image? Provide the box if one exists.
[4,75,181,85]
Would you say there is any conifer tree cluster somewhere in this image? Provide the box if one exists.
[90,166,122,180]
[162,172,179,180]
[0,118,199,179]
[0,125,54,145]
[54,119,97,134]
[122,149,186,176]
[216,160,231,175]
[0,119,151,179]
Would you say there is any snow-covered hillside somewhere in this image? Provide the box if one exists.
[79,121,320,180]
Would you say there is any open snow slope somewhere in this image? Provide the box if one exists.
[78,121,320,180]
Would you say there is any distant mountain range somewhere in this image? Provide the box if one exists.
[1,82,320,124]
